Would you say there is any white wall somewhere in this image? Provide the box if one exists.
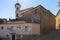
[0,23,40,38]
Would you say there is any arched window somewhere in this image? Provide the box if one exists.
[16,13,18,17]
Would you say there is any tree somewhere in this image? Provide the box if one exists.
[58,1,60,8]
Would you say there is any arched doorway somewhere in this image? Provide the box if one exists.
[59,23,60,29]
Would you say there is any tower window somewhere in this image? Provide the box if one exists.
[16,13,18,17]
[17,7,19,9]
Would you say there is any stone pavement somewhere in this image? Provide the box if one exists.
[1,30,60,40]
[36,30,60,40]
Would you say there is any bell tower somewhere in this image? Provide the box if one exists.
[15,0,22,19]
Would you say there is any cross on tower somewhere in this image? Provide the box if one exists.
[15,0,21,9]
[17,0,18,3]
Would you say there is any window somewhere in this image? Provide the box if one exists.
[1,26,4,30]
[25,26,31,32]
[11,26,17,31]
[17,7,19,9]
[16,13,18,17]
[45,13,46,16]
[25,26,28,31]
[35,9,39,14]
[6,35,9,37]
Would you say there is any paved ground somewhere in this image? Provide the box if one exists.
[36,30,60,40]
[1,30,60,40]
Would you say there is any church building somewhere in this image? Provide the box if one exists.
[0,1,55,40]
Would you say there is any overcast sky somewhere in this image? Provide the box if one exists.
[0,0,59,19]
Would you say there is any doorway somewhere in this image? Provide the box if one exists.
[59,23,60,29]
[12,35,15,40]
